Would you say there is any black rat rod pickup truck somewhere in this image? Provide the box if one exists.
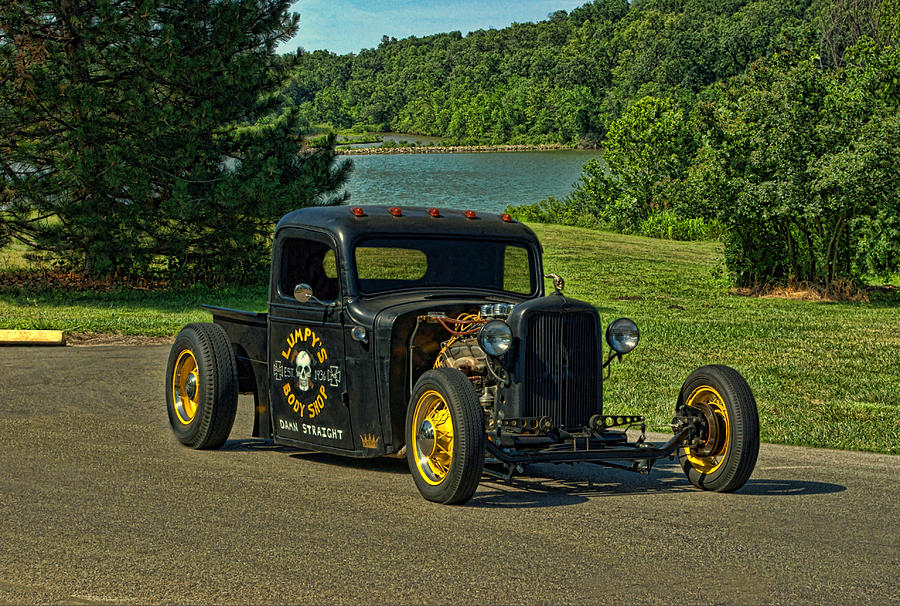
[166,205,759,504]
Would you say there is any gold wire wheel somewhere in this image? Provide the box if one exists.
[411,389,455,485]
[684,385,731,474]
[172,349,200,425]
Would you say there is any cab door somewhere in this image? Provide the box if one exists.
[268,229,353,450]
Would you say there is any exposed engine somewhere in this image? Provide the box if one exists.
[415,304,515,418]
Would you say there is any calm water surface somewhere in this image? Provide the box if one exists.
[339,150,601,213]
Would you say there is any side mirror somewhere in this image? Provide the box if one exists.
[293,283,337,307]
[293,283,314,303]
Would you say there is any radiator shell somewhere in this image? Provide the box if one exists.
[503,295,603,429]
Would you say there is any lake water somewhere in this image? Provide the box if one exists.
[338,150,601,213]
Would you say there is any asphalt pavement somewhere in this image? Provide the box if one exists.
[1,345,897,604]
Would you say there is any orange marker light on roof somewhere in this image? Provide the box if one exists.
[428,208,441,218]
[350,207,365,217]
[388,206,402,217]
[500,213,513,222]
[464,210,477,219]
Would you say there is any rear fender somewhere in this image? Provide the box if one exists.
[231,344,272,439]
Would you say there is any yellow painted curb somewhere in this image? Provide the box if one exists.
[0,330,66,346]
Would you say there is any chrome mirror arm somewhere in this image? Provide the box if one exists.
[293,283,337,307]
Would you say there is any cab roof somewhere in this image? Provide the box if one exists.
[275,205,541,245]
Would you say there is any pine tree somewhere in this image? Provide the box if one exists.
[0,0,350,282]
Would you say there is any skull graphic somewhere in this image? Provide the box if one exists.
[295,350,312,391]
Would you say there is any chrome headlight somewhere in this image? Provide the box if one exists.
[605,318,640,355]
[478,320,512,357]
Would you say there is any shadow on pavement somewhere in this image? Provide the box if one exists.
[738,478,846,496]
[468,464,847,507]
[221,438,295,453]
[222,437,410,474]
[287,450,410,474]
[468,486,590,508]
[219,438,847,504]
[469,465,693,508]
[221,437,409,474]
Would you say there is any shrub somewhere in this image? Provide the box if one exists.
[639,211,721,241]
[505,197,605,229]
[692,42,900,287]
[507,96,704,239]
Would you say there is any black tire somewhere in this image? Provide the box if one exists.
[676,365,759,492]
[165,322,238,450]
[406,368,486,504]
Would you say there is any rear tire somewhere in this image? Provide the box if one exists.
[676,365,759,492]
[166,323,238,449]
[406,368,485,504]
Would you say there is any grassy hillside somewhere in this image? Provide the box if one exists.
[1,223,897,453]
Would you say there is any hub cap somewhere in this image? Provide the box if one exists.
[417,419,436,457]
[185,373,197,400]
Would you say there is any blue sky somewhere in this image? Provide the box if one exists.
[278,0,589,55]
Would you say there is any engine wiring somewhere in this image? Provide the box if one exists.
[433,312,486,368]
[436,313,484,336]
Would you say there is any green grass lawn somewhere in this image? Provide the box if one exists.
[0,239,31,270]
[1,223,897,453]
[534,225,899,455]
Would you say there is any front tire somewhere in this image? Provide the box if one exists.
[166,323,238,449]
[406,368,485,504]
[676,365,759,492]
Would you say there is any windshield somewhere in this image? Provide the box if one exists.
[354,236,537,296]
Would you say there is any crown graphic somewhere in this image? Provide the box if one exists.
[360,433,380,449]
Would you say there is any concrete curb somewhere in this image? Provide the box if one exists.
[0,329,66,346]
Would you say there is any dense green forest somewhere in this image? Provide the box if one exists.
[281,0,819,144]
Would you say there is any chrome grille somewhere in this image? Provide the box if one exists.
[523,310,598,428]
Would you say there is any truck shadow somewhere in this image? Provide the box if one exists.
[288,451,411,474]
[222,438,846,507]
[470,466,694,508]
[734,479,846,496]
[221,438,296,453]
[222,438,412,474]
[468,461,846,508]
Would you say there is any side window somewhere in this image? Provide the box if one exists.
[280,238,340,302]
[323,250,338,279]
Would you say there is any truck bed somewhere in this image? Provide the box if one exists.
[201,304,270,437]
[201,303,267,373]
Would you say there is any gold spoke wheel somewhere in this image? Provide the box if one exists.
[172,349,200,425]
[406,368,485,504]
[684,385,730,474]
[411,390,455,485]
